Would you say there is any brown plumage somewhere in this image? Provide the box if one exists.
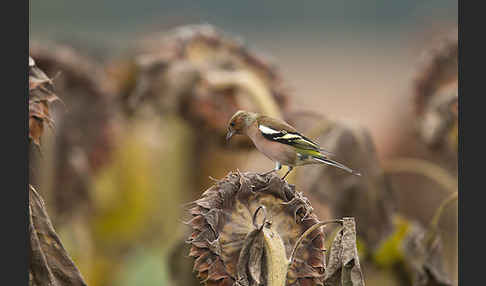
[226,110,361,179]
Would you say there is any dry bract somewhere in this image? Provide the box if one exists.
[29,56,59,147]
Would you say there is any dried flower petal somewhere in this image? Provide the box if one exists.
[28,56,59,147]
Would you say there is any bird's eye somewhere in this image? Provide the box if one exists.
[230,122,235,127]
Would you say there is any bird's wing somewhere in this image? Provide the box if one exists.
[257,116,321,152]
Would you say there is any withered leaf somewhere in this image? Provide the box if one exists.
[29,185,87,286]
[324,217,365,286]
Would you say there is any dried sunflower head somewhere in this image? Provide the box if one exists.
[413,30,458,152]
[29,43,118,220]
[130,25,290,148]
[29,56,59,147]
[290,114,394,251]
[186,171,326,286]
[401,220,452,286]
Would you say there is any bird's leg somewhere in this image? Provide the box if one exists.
[281,166,294,180]
[261,162,281,176]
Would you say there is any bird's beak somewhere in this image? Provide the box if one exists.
[226,130,235,142]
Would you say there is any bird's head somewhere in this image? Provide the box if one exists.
[226,110,258,141]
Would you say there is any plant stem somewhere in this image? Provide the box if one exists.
[289,219,343,265]
[253,205,268,230]
[426,191,458,248]
[383,157,457,194]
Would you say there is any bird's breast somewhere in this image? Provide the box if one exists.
[247,128,297,166]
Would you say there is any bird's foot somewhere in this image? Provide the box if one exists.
[280,167,294,180]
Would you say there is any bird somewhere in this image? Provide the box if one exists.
[226,110,361,179]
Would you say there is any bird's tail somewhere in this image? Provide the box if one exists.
[312,155,361,176]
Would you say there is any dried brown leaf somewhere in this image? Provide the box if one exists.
[29,185,87,286]
[324,218,365,286]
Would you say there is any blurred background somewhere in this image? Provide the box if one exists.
[29,1,458,286]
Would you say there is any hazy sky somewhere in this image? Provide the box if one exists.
[30,0,457,53]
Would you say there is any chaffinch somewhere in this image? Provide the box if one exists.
[226,110,361,179]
